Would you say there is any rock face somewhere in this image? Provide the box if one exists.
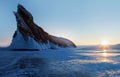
[10,4,76,50]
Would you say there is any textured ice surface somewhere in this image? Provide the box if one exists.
[0,48,120,77]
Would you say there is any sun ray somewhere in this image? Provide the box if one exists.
[100,39,110,51]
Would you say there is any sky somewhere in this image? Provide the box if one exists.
[0,0,120,46]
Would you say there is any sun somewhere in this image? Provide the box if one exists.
[100,39,110,51]
[101,40,109,46]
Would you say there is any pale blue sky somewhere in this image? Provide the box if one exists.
[0,0,120,46]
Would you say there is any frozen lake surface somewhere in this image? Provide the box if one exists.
[0,48,120,77]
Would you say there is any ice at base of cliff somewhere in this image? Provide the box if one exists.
[0,47,120,77]
[9,31,71,50]
[10,31,50,49]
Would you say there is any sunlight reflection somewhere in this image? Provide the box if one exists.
[102,58,109,62]
[98,51,114,63]
[103,49,107,52]
[99,56,111,62]
[77,49,119,64]
[103,52,107,57]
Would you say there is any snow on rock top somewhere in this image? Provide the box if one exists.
[9,4,76,50]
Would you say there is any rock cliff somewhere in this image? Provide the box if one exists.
[10,4,76,50]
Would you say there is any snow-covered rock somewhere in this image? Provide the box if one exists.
[9,4,76,50]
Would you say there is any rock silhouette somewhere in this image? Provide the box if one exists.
[10,4,76,50]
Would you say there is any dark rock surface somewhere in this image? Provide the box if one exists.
[10,4,76,50]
